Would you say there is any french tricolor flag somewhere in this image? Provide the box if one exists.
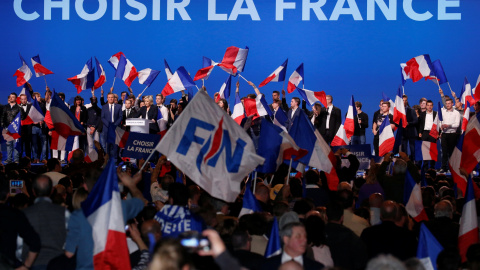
[450,134,467,194]
[460,111,480,174]
[21,98,44,125]
[462,102,471,133]
[31,55,53,77]
[331,120,349,147]
[425,59,448,85]
[115,126,129,148]
[403,54,433,83]
[259,59,288,88]
[218,46,249,76]
[13,54,33,87]
[231,92,245,125]
[429,102,443,139]
[66,136,80,162]
[50,132,67,151]
[164,59,174,80]
[67,58,95,94]
[460,77,475,106]
[378,116,395,157]
[244,94,273,120]
[108,52,125,70]
[382,92,395,115]
[287,63,304,94]
[194,56,217,81]
[93,57,106,90]
[297,88,327,108]
[115,54,138,87]
[400,64,410,86]
[473,74,480,102]
[404,170,428,222]
[459,175,479,262]
[215,75,232,103]
[85,149,99,163]
[415,141,438,162]
[161,66,196,97]
[238,180,262,217]
[345,95,357,139]
[157,107,167,137]
[17,87,32,104]
[138,68,161,87]
[273,107,288,131]
[81,159,131,269]
[49,91,85,138]
[2,111,21,141]
[393,86,407,128]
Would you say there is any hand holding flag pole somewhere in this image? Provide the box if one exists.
[238,74,249,83]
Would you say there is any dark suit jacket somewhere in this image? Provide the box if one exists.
[263,253,324,270]
[404,106,419,138]
[418,111,437,134]
[69,105,88,125]
[138,106,159,133]
[101,103,123,129]
[319,106,341,141]
[122,107,139,130]
[286,107,301,131]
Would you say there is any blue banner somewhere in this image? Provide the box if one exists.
[332,144,372,171]
[122,132,161,160]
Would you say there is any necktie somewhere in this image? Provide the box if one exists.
[111,104,114,122]
[127,109,130,118]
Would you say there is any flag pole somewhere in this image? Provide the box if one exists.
[139,149,157,172]
[139,86,149,96]
[112,77,116,88]
[238,74,249,83]
[286,158,293,185]
[269,175,274,186]
[43,76,48,88]
[447,82,455,96]
[282,78,286,92]
[202,79,205,88]
[253,171,257,194]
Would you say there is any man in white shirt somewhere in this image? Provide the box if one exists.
[439,98,461,173]
[156,94,169,122]
[286,97,301,131]
[418,100,438,170]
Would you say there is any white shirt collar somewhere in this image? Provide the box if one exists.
[281,251,303,265]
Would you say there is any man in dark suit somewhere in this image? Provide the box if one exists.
[263,222,324,270]
[101,93,123,157]
[401,95,418,160]
[418,100,438,170]
[286,97,301,131]
[319,95,341,145]
[122,99,138,131]
[19,94,32,159]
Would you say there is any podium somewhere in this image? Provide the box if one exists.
[126,118,149,134]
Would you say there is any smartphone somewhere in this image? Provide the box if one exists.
[10,180,23,194]
[121,165,127,172]
[179,231,211,252]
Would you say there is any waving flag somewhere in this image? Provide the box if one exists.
[473,74,480,102]
[244,94,273,119]
[257,118,300,174]
[417,223,443,270]
[297,88,327,108]
[115,54,138,87]
[154,90,264,202]
[218,46,249,76]
[459,176,479,262]
[93,57,106,90]
[462,102,471,133]
[394,86,407,128]
[401,64,410,86]
[21,98,45,125]
[66,136,80,162]
[273,108,288,131]
[287,63,304,93]
[114,126,130,148]
[331,120,349,147]
[289,110,339,191]
[259,59,288,87]
[138,68,160,87]
[161,67,196,97]
[450,134,467,194]
[265,217,282,258]
[403,54,433,83]
[238,180,262,217]
[157,107,167,137]
[215,75,232,102]
[67,58,95,94]
[17,87,32,104]
[2,111,21,141]
[345,95,357,139]
[50,92,85,138]
[231,92,245,125]
[31,55,53,77]
[85,149,99,163]
[460,77,475,105]
[461,112,480,174]
[194,56,217,81]
[164,59,173,80]
[382,92,395,115]
[393,119,404,154]
[415,141,438,162]
[378,116,395,157]
[81,159,130,269]
[13,54,33,87]
[425,59,448,85]
[404,170,428,222]
[430,102,443,139]
[108,52,125,70]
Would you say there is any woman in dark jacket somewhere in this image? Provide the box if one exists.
[138,95,159,134]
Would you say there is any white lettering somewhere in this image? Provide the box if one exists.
[153,0,160,20]
[330,0,363,21]
[125,0,147,21]
[167,0,191,21]
[44,0,70,20]
[302,0,327,21]
[367,0,396,20]
[14,0,40,21]
[229,0,260,21]
[438,0,460,20]
[75,0,107,21]
[403,0,433,21]
[112,0,120,20]
[276,0,296,21]
[208,0,228,20]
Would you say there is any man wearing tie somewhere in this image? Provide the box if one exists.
[319,95,342,145]
[19,94,32,159]
[286,97,301,131]
[101,93,123,158]
[122,99,138,131]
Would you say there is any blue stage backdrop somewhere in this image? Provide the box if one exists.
[2,0,479,145]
